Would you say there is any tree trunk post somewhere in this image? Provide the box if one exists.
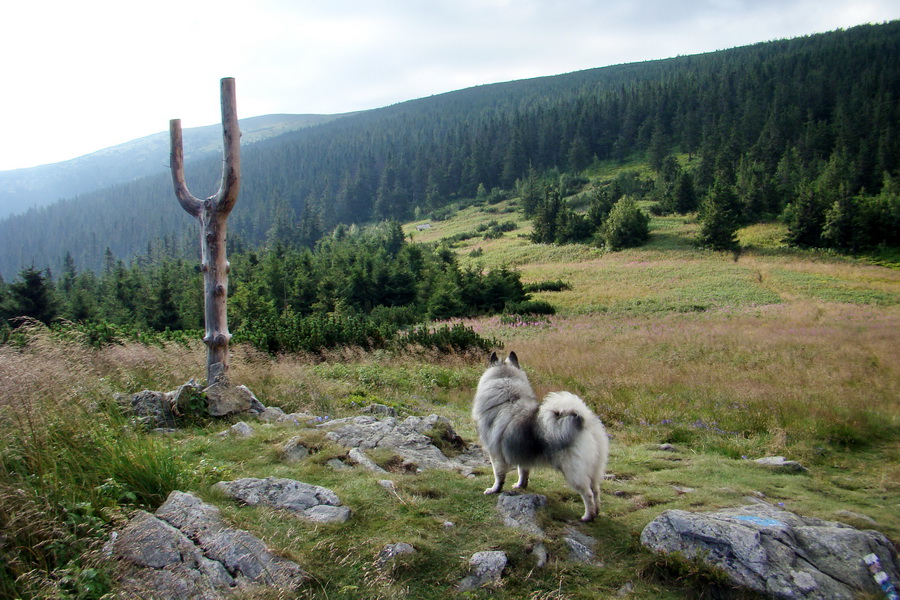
[170,77,241,384]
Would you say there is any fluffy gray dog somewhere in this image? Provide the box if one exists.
[472,351,609,521]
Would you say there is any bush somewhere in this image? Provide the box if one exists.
[234,311,394,355]
[524,279,571,293]
[401,323,499,353]
[504,300,556,315]
[599,196,650,250]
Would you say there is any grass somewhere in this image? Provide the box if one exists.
[1,197,899,598]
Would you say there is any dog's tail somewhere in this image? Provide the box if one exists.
[537,391,592,450]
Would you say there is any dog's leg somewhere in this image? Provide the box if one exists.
[568,478,598,522]
[484,457,507,494]
[512,466,529,489]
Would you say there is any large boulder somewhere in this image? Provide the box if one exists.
[126,390,176,429]
[204,383,266,417]
[640,502,900,599]
[108,491,307,598]
[214,477,351,524]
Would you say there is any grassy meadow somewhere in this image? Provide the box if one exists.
[1,198,899,599]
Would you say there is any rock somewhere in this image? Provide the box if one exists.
[214,477,351,524]
[672,485,695,495]
[155,491,308,588]
[565,528,600,564]
[363,403,397,416]
[280,437,309,462]
[531,542,548,568]
[457,551,507,591]
[171,379,202,414]
[319,414,488,475]
[326,458,351,470]
[204,383,266,417]
[128,390,176,429]
[834,509,878,526]
[277,412,318,426]
[378,480,397,492]
[640,502,900,599]
[219,422,254,438]
[110,491,307,598]
[616,581,635,597]
[657,443,677,452]
[496,492,547,537]
[348,447,389,473]
[256,406,286,423]
[755,456,808,472]
[376,542,416,569]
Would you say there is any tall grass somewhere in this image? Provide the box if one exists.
[469,301,900,459]
[0,325,198,598]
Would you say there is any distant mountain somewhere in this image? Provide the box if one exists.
[0,113,350,219]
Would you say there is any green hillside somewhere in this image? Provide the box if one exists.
[2,170,898,598]
[0,21,898,279]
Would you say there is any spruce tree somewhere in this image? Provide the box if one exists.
[697,180,741,251]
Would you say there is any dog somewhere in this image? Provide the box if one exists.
[472,351,609,521]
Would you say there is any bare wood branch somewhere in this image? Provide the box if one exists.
[169,118,202,218]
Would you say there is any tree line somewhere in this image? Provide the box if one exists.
[0,222,538,352]
[0,22,897,278]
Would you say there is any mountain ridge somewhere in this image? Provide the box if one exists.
[0,112,353,219]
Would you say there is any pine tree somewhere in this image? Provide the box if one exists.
[697,180,741,251]
[5,266,59,325]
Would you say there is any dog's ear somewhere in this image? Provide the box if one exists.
[506,351,520,369]
[489,352,500,366]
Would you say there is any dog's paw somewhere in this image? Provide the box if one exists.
[484,487,500,495]
[511,482,527,489]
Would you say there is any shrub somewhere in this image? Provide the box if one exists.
[524,279,571,293]
[400,323,499,353]
[600,196,650,250]
[504,300,556,315]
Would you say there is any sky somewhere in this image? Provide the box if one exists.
[1,0,896,172]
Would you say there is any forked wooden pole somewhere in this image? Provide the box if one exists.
[170,77,241,384]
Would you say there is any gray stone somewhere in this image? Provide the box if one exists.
[565,528,599,564]
[256,406,286,422]
[220,421,254,438]
[204,383,265,417]
[834,510,878,526]
[457,551,507,591]
[755,456,808,472]
[155,491,307,588]
[128,390,176,429]
[214,477,351,523]
[531,542,548,568]
[327,458,351,470]
[280,436,309,462]
[657,443,677,452]
[376,542,416,569]
[171,379,202,414]
[277,412,318,426]
[319,413,488,475]
[110,491,306,599]
[496,492,547,536]
[348,447,389,473]
[640,502,900,599]
[363,403,398,416]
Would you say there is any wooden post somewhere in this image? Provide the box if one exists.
[170,77,241,384]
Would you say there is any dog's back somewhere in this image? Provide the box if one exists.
[472,353,539,458]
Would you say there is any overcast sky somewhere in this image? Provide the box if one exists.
[1,0,896,172]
